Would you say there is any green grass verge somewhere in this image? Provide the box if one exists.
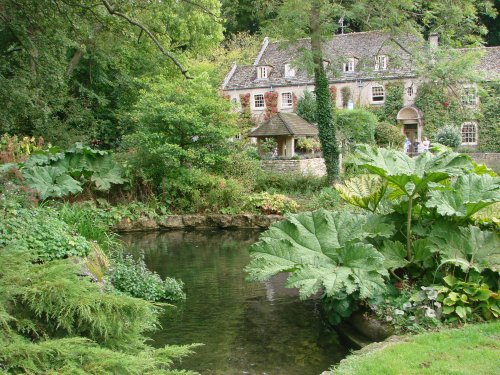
[333,322,500,375]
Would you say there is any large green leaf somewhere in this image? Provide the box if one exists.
[379,240,408,270]
[246,210,391,300]
[335,174,387,212]
[353,145,472,196]
[22,166,82,200]
[429,223,500,273]
[88,155,126,191]
[426,174,500,218]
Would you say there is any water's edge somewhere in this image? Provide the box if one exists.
[114,214,283,232]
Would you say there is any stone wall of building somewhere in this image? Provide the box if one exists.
[261,157,327,177]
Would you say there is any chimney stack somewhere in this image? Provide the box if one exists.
[429,32,439,49]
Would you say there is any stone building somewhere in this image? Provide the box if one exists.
[221,31,500,150]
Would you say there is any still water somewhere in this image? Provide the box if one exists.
[122,230,350,375]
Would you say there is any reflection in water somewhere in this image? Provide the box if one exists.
[122,230,350,375]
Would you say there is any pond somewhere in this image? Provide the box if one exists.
[121,230,351,375]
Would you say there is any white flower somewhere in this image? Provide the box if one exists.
[434,301,442,308]
[409,316,416,321]
[394,309,405,315]
[386,316,393,322]
[402,302,412,310]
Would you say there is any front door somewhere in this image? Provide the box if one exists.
[404,123,418,153]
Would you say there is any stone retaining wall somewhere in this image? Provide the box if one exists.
[465,152,500,162]
[261,158,327,176]
[114,214,283,232]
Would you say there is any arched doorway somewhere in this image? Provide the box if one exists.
[397,106,423,153]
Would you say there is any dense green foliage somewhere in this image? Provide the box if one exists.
[433,125,462,148]
[336,109,377,144]
[0,196,91,261]
[370,83,404,124]
[315,68,340,181]
[374,122,406,148]
[478,82,500,152]
[109,255,185,302]
[0,0,224,147]
[296,90,317,124]
[0,245,198,374]
[247,146,500,325]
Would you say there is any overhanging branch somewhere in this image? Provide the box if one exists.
[100,0,191,79]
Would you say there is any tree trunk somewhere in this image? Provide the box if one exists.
[310,1,339,182]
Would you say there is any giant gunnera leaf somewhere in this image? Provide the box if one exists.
[335,174,387,212]
[353,145,472,197]
[246,210,394,300]
[426,174,500,218]
[22,166,82,199]
[429,222,500,273]
[88,155,126,191]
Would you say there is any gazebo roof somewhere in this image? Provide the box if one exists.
[249,113,318,138]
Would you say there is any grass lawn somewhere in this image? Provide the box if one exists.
[332,322,500,375]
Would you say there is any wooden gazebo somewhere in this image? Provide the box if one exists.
[249,113,318,158]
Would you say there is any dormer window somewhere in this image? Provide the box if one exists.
[375,55,388,71]
[257,66,269,79]
[284,64,296,77]
[343,58,356,72]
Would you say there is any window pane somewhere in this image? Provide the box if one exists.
[254,94,265,108]
[461,123,477,144]
[282,92,293,107]
[372,86,385,102]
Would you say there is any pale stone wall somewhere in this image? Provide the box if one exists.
[261,158,327,177]
[223,77,418,123]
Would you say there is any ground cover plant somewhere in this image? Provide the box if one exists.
[246,146,500,326]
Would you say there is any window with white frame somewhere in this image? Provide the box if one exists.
[461,87,478,106]
[371,86,385,102]
[257,66,268,79]
[461,122,477,145]
[343,58,356,72]
[374,55,388,71]
[281,92,293,108]
[254,94,265,109]
[284,64,296,77]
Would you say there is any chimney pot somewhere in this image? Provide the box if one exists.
[429,32,439,48]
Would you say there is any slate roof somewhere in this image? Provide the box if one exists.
[222,31,500,90]
[470,46,500,81]
[249,113,318,137]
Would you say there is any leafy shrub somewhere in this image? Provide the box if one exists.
[336,109,377,144]
[245,192,299,214]
[17,143,126,200]
[372,283,442,334]
[374,122,406,148]
[254,172,328,195]
[0,134,44,163]
[296,90,317,124]
[296,137,321,153]
[433,125,461,148]
[0,207,91,261]
[162,168,248,213]
[307,187,341,210]
[258,137,278,155]
[108,255,185,302]
[435,275,499,322]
